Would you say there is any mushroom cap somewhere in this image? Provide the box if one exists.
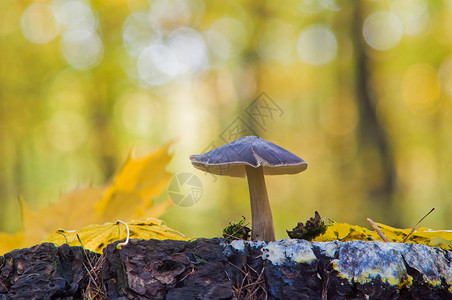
[190,136,308,178]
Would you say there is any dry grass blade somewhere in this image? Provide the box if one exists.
[82,253,107,300]
[228,262,267,300]
[402,208,435,243]
[76,234,106,299]
[367,218,389,242]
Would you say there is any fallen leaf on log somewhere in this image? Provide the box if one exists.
[42,218,190,253]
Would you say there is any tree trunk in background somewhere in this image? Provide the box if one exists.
[241,0,266,138]
[91,99,117,180]
[351,3,397,218]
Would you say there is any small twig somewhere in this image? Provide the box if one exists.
[228,261,248,276]
[228,261,267,300]
[402,208,435,243]
[254,254,264,260]
[239,271,249,293]
[245,263,259,276]
[179,266,196,282]
[82,250,106,299]
[76,234,103,295]
[223,233,242,240]
[367,218,389,242]
[82,261,101,293]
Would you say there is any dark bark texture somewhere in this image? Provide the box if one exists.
[1,239,451,299]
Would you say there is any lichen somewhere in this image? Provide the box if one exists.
[262,240,316,265]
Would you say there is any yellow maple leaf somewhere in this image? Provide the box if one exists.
[0,232,25,254]
[0,142,175,255]
[43,218,190,253]
[95,142,174,223]
[21,186,105,247]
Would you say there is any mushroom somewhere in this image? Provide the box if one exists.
[190,136,308,241]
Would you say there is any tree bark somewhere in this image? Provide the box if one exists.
[1,239,451,299]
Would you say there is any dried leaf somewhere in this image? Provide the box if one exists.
[287,211,327,241]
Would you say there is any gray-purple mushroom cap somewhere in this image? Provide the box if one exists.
[190,136,308,177]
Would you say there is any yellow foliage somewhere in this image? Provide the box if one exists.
[376,222,445,247]
[21,187,105,247]
[0,143,176,255]
[43,218,190,254]
[0,232,25,255]
[95,142,174,222]
[312,223,377,242]
[313,221,452,250]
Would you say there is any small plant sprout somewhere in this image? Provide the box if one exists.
[190,136,308,241]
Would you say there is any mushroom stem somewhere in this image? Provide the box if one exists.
[245,165,276,241]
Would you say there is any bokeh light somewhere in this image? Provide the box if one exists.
[204,30,231,66]
[53,0,97,32]
[297,0,341,14]
[60,29,103,70]
[21,0,103,70]
[363,11,403,51]
[149,0,192,24]
[122,12,162,58]
[138,43,179,86]
[136,26,207,86]
[389,0,429,36]
[167,27,207,75]
[259,19,298,63]
[402,64,440,115]
[209,17,247,58]
[21,3,60,44]
[5,0,452,240]
[297,24,337,66]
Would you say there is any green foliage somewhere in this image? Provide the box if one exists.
[223,217,251,242]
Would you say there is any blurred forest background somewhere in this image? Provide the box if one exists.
[1,0,451,240]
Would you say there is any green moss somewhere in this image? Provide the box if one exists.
[222,217,251,242]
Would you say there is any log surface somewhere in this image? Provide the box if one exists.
[1,238,451,299]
